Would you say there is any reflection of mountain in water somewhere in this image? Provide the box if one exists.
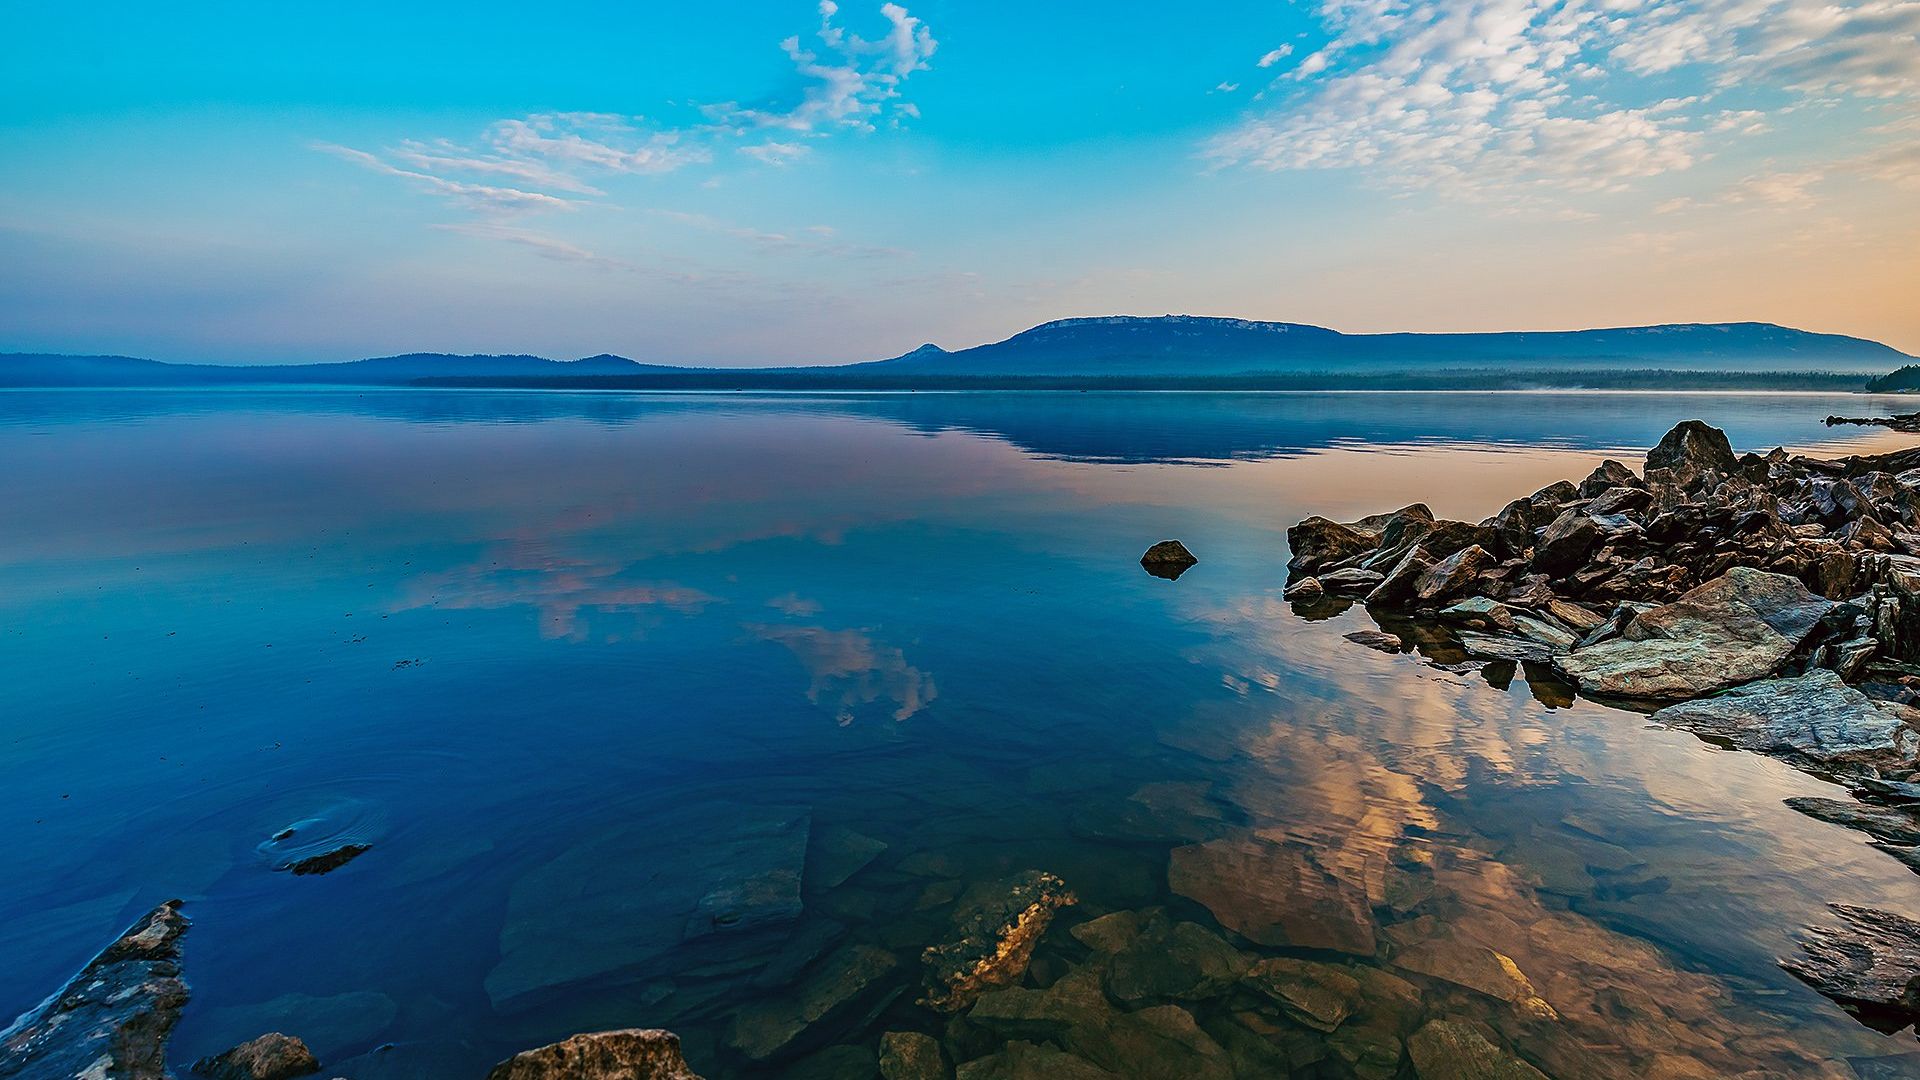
[1,389,1905,465]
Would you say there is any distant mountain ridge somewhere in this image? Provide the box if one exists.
[2,316,1910,388]
[855,316,1910,376]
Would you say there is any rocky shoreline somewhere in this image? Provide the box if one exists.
[1285,419,1920,1030]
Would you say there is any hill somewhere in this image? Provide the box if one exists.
[0,352,671,387]
[853,317,1910,376]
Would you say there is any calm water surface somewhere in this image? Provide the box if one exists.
[5,390,1920,1078]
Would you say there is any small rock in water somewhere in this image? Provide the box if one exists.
[191,1032,320,1080]
[1140,540,1198,580]
[1282,576,1325,602]
[1343,629,1403,653]
[485,1029,703,1080]
[0,900,190,1080]
[281,843,371,876]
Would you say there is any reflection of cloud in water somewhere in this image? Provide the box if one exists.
[402,549,717,641]
[766,593,822,617]
[747,623,936,725]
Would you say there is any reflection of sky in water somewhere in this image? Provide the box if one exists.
[2,389,1919,1076]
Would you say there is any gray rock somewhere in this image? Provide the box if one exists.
[1652,670,1917,763]
[0,900,189,1080]
[1286,518,1376,574]
[1784,904,1920,1032]
[1785,797,1920,845]
[1366,546,1434,606]
[1413,545,1494,605]
[190,1034,319,1080]
[1140,541,1198,580]
[1282,576,1324,602]
[1344,630,1404,653]
[485,1030,702,1080]
[1530,509,1602,577]
[1439,596,1517,631]
[1320,568,1386,593]
[1456,632,1557,664]
[1556,568,1837,700]
[727,944,901,1060]
[1646,420,1737,484]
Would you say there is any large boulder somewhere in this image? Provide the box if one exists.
[1556,567,1838,700]
[0,901,189,1080]
[486,1030,702,1080]
[1530,509,1602,578]
[1287,519,1375,574]
[1651,669,1917,764]
[1413,545,1494,605]
[1646,420,1737,487]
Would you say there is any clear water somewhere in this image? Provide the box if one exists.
[4,389,1920,1078]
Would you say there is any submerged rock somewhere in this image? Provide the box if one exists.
[1405,1020,1547,1080]
[877,1031,946,1080]
[728,944,901,1060]
[1391,937,1556,1019]
[1556,567,1837,700]
[190,1034,318,1080]
[1783,904,1920,1032]
[1241,957,1363,1032]
[921,871,1076,1012]
[280,844,370,876]
[485,1029,702,1080]
[954,1041,1115,1080]
[1167,836,1376,955]
[0,900,189,1080]
[1652,669,1918,764]
[1140,541,1198,580]
[1104,919,1248,1002]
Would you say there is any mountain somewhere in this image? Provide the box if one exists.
[2,317,1910,389]
[0,352,673,387]
[852,316,1912,376]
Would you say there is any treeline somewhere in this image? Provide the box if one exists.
[413,369,1869,392]
[1867,366,1920,393]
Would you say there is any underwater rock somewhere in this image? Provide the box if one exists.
[877,1031,947,1080]
[807,826,888,892]
[0,900,190,1080]
[1392,938,1557,1019]
[1104,919,1248,1002]
[953,1041,1115,1080]
[920,871,1076,1012]
[1406,1020,1548,1080]
[199,992,395,1064]
[484,1029,702,1080]
[1167,836,1376,956]
[727,944,900,1061]
[1241,957,1363,1033]
[190,1033,318,1080]
[281,844,370,876]
[1783,904,1920,1033]
[1140,541,1198,580]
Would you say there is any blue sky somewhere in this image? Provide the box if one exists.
[2,0,1916,364]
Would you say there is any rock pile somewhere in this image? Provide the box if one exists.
[1285,418,1920,1032]
[1286,419,1920,719]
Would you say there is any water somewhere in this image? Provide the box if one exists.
[4,389,1920,1078]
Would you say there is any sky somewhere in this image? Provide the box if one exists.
[1,0,1916,365]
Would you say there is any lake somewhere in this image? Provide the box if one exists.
[4,389,1920,1078]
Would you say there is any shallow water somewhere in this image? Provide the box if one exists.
[4,389,1920,1078]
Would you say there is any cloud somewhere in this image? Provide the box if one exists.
[1207,0,1920,197]
[652,208,912,259]
[712,1,938,133]
[1257,45,1294,68]
[319,4,936,240]
[315,143,582,214]
[748,621,937,724]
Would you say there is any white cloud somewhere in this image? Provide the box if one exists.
[320,4,936,238]
[1208,0,1920,198]
[1257,45,1295,68]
